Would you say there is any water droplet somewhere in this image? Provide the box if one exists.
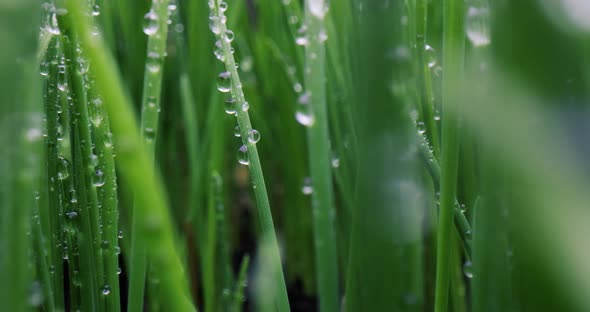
[92,4,100,16]
[26,128,42,142]
[225,98,237,115]
[241,101,249,112]
[118,230,124,239]
[66,211,78,219]
[104,132,113,148]
[463,261,474,278]
[114,246,121,255]
[309,0,328,19]
[248,129,260,144]
[101,240,110,249]
[47,14,61,35]
[234,125,241,137]
[146,52,161,73]
[293,83,303,93]
[417,121,426,135]
[101,285,111,296]
[209,16,221,35]
[90,154,99,167]
[144,127,156,142]
[466,6,491,47]
[425,45,437,68]
[117,268,122,275]
[298,91,311,104]
[237,145,249,165]
[57,157,70,180]
[331,157,340,168]
[295,111,315,127]
[143,9,159,36]
[219,1,228,12]
[301,177,313,195]
[40,62,49,77]
[296,36,309,46]
[460,204,466,213]
[318,28,328,42]
[224,30,234,42]
[214,48,225,61]
[93,169,105,187]
[217,71,231,93]
[29,281,44,307]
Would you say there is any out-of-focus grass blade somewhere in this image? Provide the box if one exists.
[0,1,41,311]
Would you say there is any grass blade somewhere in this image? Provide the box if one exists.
[433,0,465,310]
[208,1,291,310]
[128,0,172,310]
[64,1,196,310]
[302,0,339,311]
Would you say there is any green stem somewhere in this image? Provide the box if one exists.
[416,0,440,157]
[128,1,171,310]
[418,134,472,257]
[303,0,339,311]
[65,1,195,310]
[209,1,290,310]
[434,0,465,311]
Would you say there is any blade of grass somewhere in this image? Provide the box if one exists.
[302,0,339,311]
[43,33,66,310]
[233,255,250,312]
[64,1,196,310]
[0,1,41,310]
[128,0,172,310]
[434,0,465,310]
[208,1,290,311]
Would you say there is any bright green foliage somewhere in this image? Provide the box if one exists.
[4,0,590,312]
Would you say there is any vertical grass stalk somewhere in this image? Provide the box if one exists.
[209,1,290,310]
[65,1,195,310]
[128,0,171,310]
[303,0,339,311]
[434,0,465,311]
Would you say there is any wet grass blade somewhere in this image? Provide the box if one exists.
[128,1,171,310]
[208,1,290,310]
[302,0,339,311]
[64,1,196,310]
[434,0,465,310]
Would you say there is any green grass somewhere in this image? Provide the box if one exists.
[5,0,590,311]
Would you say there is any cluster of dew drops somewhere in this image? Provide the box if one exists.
[208,0,261,166]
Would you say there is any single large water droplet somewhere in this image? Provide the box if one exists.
[309,0,328,19]
[224,30,234,43]
[143,9,159,36]
[101,285,111,296]
[209,16,221,35]
[146,52,161,73]
[93,169,105,187]
[144,127,156,142]
[463,261,474,279]
[234,125,241,137]
[40,62,49,77]
[241,101,249,112]
[466,6,491,47]
[237,145,249,165]
[295,111,315,127]
[248,129,260,144]
[296,36,309,46]
[225,98,237,115]
[92,4,101,16]
[301,177,313,195]
[425,45,437,68]
[57,157,70,180]
[217,71,231,93]
[66,211,78,219]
